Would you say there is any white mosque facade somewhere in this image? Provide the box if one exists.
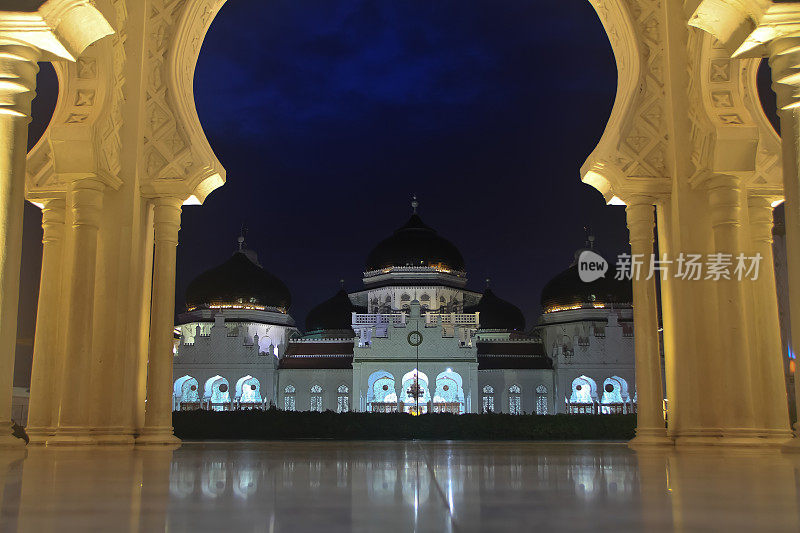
[172,204,637,416]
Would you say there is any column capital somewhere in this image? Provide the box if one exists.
[152,197,182,246]
[625,202,655,246]
[0,1,113,62]
[68,178,104,228]
[707,175,743,231]
[767,36,800,111]
[625,194,657,208]
[748,195,776,245]
[40,198,65,243]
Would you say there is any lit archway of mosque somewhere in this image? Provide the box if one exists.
[570,375,598,404]
[236,375,262,404]
[401,369,431,414]
[173,375,200,408]
[600,376,628,404]
[204,375,231,409]
[366,371,396,412]
[433,370,464,414]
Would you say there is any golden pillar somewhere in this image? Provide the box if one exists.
[136,198,182,445]
[747,196,792,440]
[26,199,66,443]
[626,197,671,446]
[48,179,105,445]
[0,44,39,447]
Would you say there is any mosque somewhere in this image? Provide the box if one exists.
[172,200,636,416]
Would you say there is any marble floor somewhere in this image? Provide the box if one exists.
[1,441,800,532]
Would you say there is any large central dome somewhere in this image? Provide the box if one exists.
[366,203,465,272]
[186,246,291,312]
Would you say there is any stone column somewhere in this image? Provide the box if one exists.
[48,179,105,445]
[769,37,800,450]
[626,197,671,446]
[747,196,792,439]
[26,199,66,443]
[706,175,756,437]
[0,44,39,447]
[136,198,182,445]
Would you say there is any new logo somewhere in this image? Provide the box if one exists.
[578,250,608,282]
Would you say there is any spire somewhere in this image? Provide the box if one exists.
[411,194,419,214]
[238,222,248,251]
[583,225,595,249]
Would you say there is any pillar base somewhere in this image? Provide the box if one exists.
[46,427,96,446]
[135,427,181,446]
[781,436,800,452]
[0,433,25,448]
[25,426,55,445]
[628,428,673,448]
[674,427,792,447]
[93,430,135,446]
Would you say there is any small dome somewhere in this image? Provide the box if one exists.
[305,288,356,333]
[186,250,291,311]
[469,288,526,331]
[366,210,465,272]
[540,264,632,312]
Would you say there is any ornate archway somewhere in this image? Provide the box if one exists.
[0,0,793,447]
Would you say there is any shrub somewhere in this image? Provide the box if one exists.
[172,410,636,441]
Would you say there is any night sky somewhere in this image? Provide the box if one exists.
[18,1,776,386]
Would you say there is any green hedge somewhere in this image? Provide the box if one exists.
[173,409,636,440]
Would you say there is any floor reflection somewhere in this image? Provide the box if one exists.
[1,441,800,532]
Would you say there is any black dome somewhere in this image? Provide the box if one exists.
[366,214,465,272]
[469,288,526,331]
[540,264,632,312]
[186,251,291,311]
[305,289,355,332]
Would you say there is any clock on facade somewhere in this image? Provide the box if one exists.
[407,331,423,347]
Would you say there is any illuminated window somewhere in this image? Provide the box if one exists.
[284,385,296,411]
[310,385,323,412]
[535,385,548,415]
[337,385,349,413]
[509,385,521,415]
[482,385,495,413]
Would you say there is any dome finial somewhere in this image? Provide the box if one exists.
[485,277,491,289]
[339,278,345,289]
[411,194,419,214]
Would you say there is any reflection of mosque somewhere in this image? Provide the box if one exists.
[5,443,800,531]
[173,200,636,415]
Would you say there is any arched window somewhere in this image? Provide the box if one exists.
[337,385,349,413]
[310,385,323,412]
[420,294,430,301]
[509,385,522,415]
[482,385,495,413]
[535,385,548,415]
[401,293,411,301]
[284,385,296,411]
